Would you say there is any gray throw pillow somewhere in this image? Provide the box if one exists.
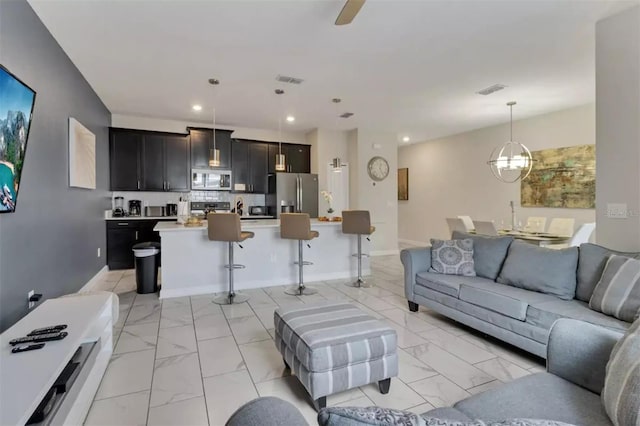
[602,318,640,426]
[429,239,476,276]
[576,243,640,303]
[496,241,578,300]
[452,231,514,280]
[589,255,640,322]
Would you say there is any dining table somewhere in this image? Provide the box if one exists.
[497,230,570,246]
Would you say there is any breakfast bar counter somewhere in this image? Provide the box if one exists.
[154,219,371,299]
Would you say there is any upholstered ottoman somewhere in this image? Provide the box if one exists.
[274,302,398,411]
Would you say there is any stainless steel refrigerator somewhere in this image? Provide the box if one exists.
[267,173,318,218]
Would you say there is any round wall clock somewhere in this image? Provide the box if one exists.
[367,156,390,182]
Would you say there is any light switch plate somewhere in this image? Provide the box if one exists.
[606,203,628,219]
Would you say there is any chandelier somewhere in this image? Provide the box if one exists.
[487,101,533,183]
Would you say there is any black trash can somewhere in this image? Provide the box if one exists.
[132,242,161,294]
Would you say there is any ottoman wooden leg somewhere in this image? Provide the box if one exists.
[408,301,419,312]
[313,396,327,411]
[378,378,391,394]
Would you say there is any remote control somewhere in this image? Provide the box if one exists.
[9,331,68,346]
[12,343,45,353]
[28,324,67,336]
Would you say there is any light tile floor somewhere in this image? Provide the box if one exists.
[85,255,544,425]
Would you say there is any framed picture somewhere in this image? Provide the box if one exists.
[398,167,409,200]
[69,117,96,189]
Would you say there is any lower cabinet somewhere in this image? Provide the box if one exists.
[106,219,173,270]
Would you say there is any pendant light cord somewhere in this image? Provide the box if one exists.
[213,107,216,150]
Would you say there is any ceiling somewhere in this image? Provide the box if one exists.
[28,0,637,144]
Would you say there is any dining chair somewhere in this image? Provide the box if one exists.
[474,220,499,236]
[457,215,475,232]
[547,218,575,237]
[569,223,596,246]
[524,217,547,233]
[446,218,467,236]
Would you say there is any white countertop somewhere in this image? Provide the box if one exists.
[155,219,342,232]
[106,216,177,221]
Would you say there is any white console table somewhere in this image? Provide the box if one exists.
[0,293,114,425]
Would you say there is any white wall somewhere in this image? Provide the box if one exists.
[349,129,399,255]
[398,104,596,245]
[111,114,307,144]
[595,6,640,251]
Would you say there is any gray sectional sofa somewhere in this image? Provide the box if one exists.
[400,232,635,358]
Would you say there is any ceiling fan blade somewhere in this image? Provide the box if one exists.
[335,0,366,25]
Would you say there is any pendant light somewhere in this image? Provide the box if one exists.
[275,89,286,172]
[331,158,343,172]
[208,78,221,167]
[487,101,533,183]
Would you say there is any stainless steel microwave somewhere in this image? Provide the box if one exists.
[191,169,232,191]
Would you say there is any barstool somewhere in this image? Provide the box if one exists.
[342,210,375,288]
[208,213,254,305]
[280,213,319,296]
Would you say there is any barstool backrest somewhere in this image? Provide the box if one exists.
[281,213,312,240]
[208,213,242,242]
[342,210,372,235]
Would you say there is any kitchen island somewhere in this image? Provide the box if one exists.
[154,219,371,299]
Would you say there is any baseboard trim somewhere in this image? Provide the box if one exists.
[370,249,400,257]
[79,266,108,293]
[398,238,428,247]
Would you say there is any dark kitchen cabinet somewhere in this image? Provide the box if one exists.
[110,130,141,190]
[286,144,311,173]
[232,140,249,189]
[141,135,164,191]
[189,128,232,170]
[106,219,174,270]
[164,135,190,191]
[232,140,268,193]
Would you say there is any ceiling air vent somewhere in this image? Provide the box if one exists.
[477,84,507,96]
[276,75,304,84]
[339,112,354,118]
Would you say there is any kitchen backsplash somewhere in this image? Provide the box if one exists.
[111,191,266,208]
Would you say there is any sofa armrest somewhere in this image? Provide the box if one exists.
[226,397,307,426]
[547,318,623,394]
[400,247,431,301]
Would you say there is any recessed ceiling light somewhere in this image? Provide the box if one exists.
[286,115,295,123]
[192,105,202,111]
[402,136,410,143]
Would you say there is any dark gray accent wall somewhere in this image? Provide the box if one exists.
[0,0,111,331]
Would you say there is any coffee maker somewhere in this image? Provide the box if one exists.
[129,200,142,217]
[112,196,125,217]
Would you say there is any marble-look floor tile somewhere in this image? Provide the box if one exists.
[397,348,439,383]
[85,390,149,426]
[406,402,436,416]
[405,342,494,389]
[326,387,369,406]
[92,281,117,292]
[204,370,258,426]
[114,322,158,354]
[252,306,277,330]
[459,333,543,370]
[467,380,503,395]
[198,335,246,377]
[360,377,426,410]
[95,349,155,399]
[334,395,377,408]
[134,293,161,306]
[102,270,125,282]
[147,395,209,426]
[190,295,222,318]
[156,324,198,359]
[194,312,232,341]
[239,339,290,384]
[419,328,496,364]
[383,321,428,349]
[228,314,271,344]
[382,308,439,333]
[408,374,471,408]
[113,279,137,294]
[126,303,161,326]
[221,302,255,319]
[150,352,204,407]
[419,311,469,335]
[160,305,194,329]
[255,376,318,425]
[161,296,191,309]
[474,358,531,382]
[528,365,547,374]
[245,288,279,307]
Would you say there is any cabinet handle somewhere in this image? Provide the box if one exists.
[135,231,138,240]
[167,181,170,191]
[137,180,140,190]
[117,222,129,226]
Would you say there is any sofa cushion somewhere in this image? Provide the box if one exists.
[589,255,640,322]
[526,299,629,333]
[452,231,514,280]
[497,241,578,300]
[576,243,640,303]
[460,285,527,321]
[602,318,640,426]
[430,238,476,276]
[454,373,612,425]
[416,272,493,298]
[422,407,472,422]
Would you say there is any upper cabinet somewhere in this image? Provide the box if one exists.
[267,143,311,174]
[232,139,268,193]
[189,128,232,170]
[110,128,189,192]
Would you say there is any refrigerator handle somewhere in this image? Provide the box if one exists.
[296,176,301,213]
[299,176,303,213]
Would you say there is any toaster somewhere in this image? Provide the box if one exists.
[249,206,266,216]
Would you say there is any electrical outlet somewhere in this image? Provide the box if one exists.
[28,290,35,309]
[97,247,101,258]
